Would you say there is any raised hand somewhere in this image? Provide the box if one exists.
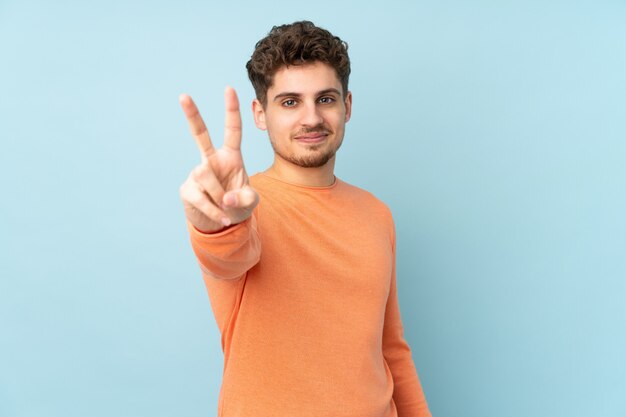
[179,87,259,233]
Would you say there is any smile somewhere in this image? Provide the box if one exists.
[294,132,329,143]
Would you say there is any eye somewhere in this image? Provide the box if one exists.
[318,96,335,104]
[282,99,297,107]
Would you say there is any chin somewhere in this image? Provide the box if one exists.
[285,150,336,168]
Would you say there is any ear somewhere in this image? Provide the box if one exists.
[252,99,267,130]
[344,91,353,123]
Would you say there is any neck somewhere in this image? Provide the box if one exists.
[265,155,336,187]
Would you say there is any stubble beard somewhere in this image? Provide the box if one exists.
[269,128,344,169]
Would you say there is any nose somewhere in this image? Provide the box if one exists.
[300,101,324,127]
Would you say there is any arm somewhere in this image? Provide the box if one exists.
[382,225,432,417]
[187,216,260,280]
[179,89,261,347]
[186,215,260,349]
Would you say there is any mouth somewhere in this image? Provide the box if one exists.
[293,132,330,143]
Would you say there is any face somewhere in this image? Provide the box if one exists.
[253,61,352,168]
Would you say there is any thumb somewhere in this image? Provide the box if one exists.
[223,185,259,211]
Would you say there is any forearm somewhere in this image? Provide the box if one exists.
[187,215,261,280]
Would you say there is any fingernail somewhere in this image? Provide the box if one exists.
[221,217,231,227]
[224,193,237,206]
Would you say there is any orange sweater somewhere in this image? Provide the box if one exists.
[188,173,431,417]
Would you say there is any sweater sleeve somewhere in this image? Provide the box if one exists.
[382,224,432,417]
[186,215,261,280]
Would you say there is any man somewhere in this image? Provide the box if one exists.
[179,21,432,417]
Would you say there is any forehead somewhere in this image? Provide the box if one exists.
[268,62,342,96]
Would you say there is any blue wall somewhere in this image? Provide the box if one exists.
[1,1,625,416]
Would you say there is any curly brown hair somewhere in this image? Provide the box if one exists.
[246,21,351,106]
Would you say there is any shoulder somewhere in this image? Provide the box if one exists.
[250,173,270,190]
[337,178,394,223]
[338,179,397,247]
[338,178,390,209]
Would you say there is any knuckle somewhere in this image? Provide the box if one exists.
[187,189,205,207]
[192,164,211,180]
[179,180,192,199]
[226,124,242,133]
[188,195,202,207]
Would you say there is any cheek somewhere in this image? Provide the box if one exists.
[268,114,299,134]
[327,112,346,130]
[266,119,291,142]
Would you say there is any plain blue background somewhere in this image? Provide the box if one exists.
[1,1,625,416]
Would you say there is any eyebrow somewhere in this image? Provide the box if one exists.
[272,88,342,102]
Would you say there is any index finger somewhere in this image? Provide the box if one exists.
[223,86,242,151]
[179,94,215,159]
